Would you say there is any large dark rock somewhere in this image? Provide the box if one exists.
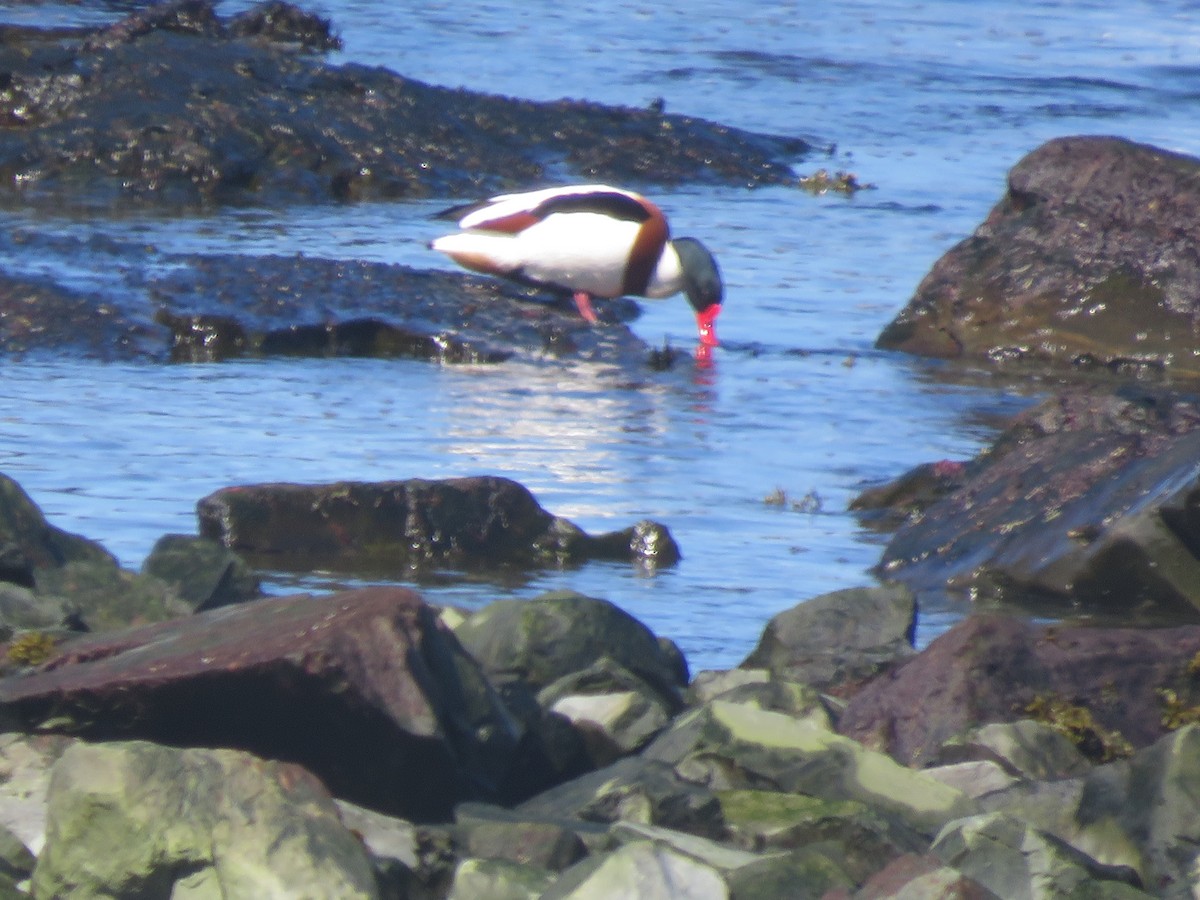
[197,477,680,572]
[877,135,1200,376]
[836,614,1200,768]
[870,388,1200,619]
[0,0,803,210]
[0,586,542,821]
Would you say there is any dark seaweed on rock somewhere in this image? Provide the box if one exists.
[0,0,806,210]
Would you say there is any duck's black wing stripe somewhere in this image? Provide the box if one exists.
[535,192,651,222]
[432,198,494,221]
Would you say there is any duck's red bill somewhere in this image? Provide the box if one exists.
[695,305,721,347]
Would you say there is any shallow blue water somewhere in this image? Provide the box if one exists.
[0,0,1197,671]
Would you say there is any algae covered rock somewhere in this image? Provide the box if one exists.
[447,857,557,900]
[141,533,261,611]
[739,584,916,689]
[515,756,725,840]
[455,591,687,697]
[931,812,1149,899]
[1071,724,1200,894]
[0,472,192,633]
[877,135,1200,377]
[32,740,379,899]
[543,840,728,900]
[645,699,971,837]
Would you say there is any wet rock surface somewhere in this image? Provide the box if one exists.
[0,0,804,211]
[864,387,1200,620]
[197,476,680,572]
[877,135,1200,377]
[0,228,657,365]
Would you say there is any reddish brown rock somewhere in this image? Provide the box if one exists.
[878,135,1200,376]
[836,615,1200,767]
[0,586,531,821]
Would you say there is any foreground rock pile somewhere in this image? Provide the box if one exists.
[0,475,1194,897]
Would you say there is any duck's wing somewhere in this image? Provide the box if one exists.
[434,185,649,233]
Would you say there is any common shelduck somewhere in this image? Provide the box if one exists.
[430,185,723,348]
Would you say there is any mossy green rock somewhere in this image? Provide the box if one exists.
[454,592,685,694]
[32,740,379,899]
[725,847,854,900]
[739,584,916,689]
[1072,724,1200,893]
[645,700,971,836]
[34,558,191,631]
[447,858,556,900]
[717,789,925,880]
[543,840,727,900]
[932,812,1151,899]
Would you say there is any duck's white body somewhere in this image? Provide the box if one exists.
[431,184,722,346]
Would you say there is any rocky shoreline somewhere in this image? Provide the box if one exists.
[0,0,1200,897]
[0,469,1196,897]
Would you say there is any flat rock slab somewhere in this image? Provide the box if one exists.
[869,388,1200,619]
[837,614,1200,767]
[878,135,1200,376]
[0,0,805,210]
[0,586,527,821]
[0,229,661,365]
[196,476,680,572]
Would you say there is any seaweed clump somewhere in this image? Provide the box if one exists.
[1024,695,1133,763]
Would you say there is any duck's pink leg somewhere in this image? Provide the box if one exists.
[573,291,600,324]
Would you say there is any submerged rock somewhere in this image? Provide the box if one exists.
[197,477,680,573]
[878,135,1200,377]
